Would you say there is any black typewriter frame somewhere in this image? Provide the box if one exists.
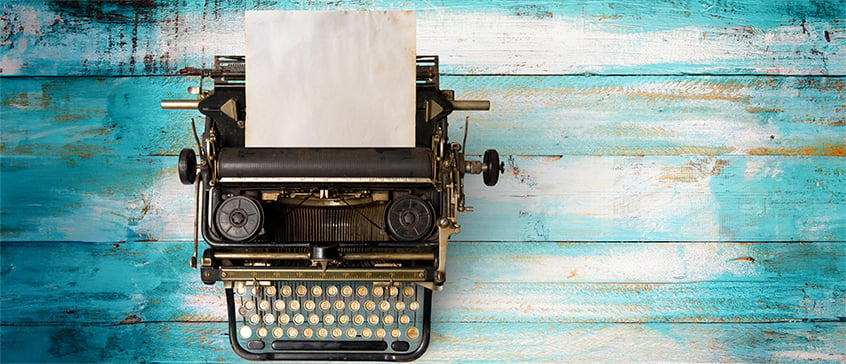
[166,55,500,362]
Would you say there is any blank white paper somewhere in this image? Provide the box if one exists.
[245,11,416,148]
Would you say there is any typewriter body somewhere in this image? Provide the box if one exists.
[162,55,501,361]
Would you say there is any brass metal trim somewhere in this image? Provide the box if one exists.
[219,177,433,184]
[219,268,428,281]
[213,252,434,261]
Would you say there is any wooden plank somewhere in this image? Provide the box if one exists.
[2,241,842,324]
[449,75,846,156]
[2,154,842,242]
[0,322,843,362]
[1,0,843,76]
[2,76,843,158]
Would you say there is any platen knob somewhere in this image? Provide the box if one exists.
[483,149,503,186]
[178,148,197,185]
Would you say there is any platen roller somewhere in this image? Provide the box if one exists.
[218,148,433,178]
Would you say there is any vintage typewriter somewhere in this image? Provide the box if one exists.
[162,55,501,361]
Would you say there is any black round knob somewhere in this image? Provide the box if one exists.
[483,149,501,186]
[178,148,197,185]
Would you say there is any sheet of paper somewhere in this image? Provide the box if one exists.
[245,11,416,148]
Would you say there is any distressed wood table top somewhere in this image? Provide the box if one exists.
[1,1,844,362]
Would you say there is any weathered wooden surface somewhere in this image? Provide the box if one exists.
[2,1,845,76]
[1,0,844,362]
[2,77,844,242]
[2,323,844,363]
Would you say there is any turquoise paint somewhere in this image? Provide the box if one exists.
[0,0,844,361]
[1,155,841,242]
[2,77,842,242]
[1,241,842,324]
[1,322,843,362]
[446,75,846,156]
[1,0,843,76]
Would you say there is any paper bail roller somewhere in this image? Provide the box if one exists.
[217,148,433,178]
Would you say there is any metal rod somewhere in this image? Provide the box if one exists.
[212,251,434,261]
[342,253,434,261]
[161,99,200,110]
[451,100,490,111]
[214,252,311,260]
[219,177,433,184]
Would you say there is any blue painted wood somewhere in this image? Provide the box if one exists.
[1,322,844,362]
[2,77,843,242]
[1,0,843,76]
[1,241,843,324]
[1,1,844,362]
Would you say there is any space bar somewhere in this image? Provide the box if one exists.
[271,340,388,351]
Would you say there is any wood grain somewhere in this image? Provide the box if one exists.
[1,0,843,76]
[2,241,843,324]
[1,0,844,362]
[0,322,843,363]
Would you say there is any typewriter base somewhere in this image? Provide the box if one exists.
[226,284,432,361]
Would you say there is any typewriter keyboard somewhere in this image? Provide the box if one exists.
[230,281,427,356]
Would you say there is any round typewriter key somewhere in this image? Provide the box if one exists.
[259,299,270,311]
[304,300,315,311]
[364,301,376,311]
[356,286,368,297]
[326,285,338,297]
[349,301,361,311]
[389,287,399,297]
[281,285,292,297]
[346,328,357,338]
[383,314,394,325]
[395,301,406,311]
[319,300,331,311]
[249,314,260,325]
[341,286,353,297]
[293,314,305,325]
[250,287,258,296]
[375,328,386,339]
[323,314,335,325]
[244,300,255,310]
[406,327,419,340]
[302,327,314,338]
[353,314,364,326]
[317,328,328,338]
[289,300,300,311]
[399,314,410,325]
[264,313,275,325]
[334,300,345,311]
[361,328,372,338]
[402,286,415,297]
[265,286,277,296]
[331,327,342,338]
[391,328,401,338]
[239,325,252,339]
[278,314,290,325]
[308,314,319,325]
[338,314,350,325]
[295,285,307,297]
[379,300,391,311]
[372,286,384,297]
[368,314,379,325]
[409,301,419,311]
[236,286,246,296]
[311,286,322,297]
[272,327,284,338]
[287,327,298,338]
[257,327,268,338]
[274,300,285,311]
[238,307,248,316]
